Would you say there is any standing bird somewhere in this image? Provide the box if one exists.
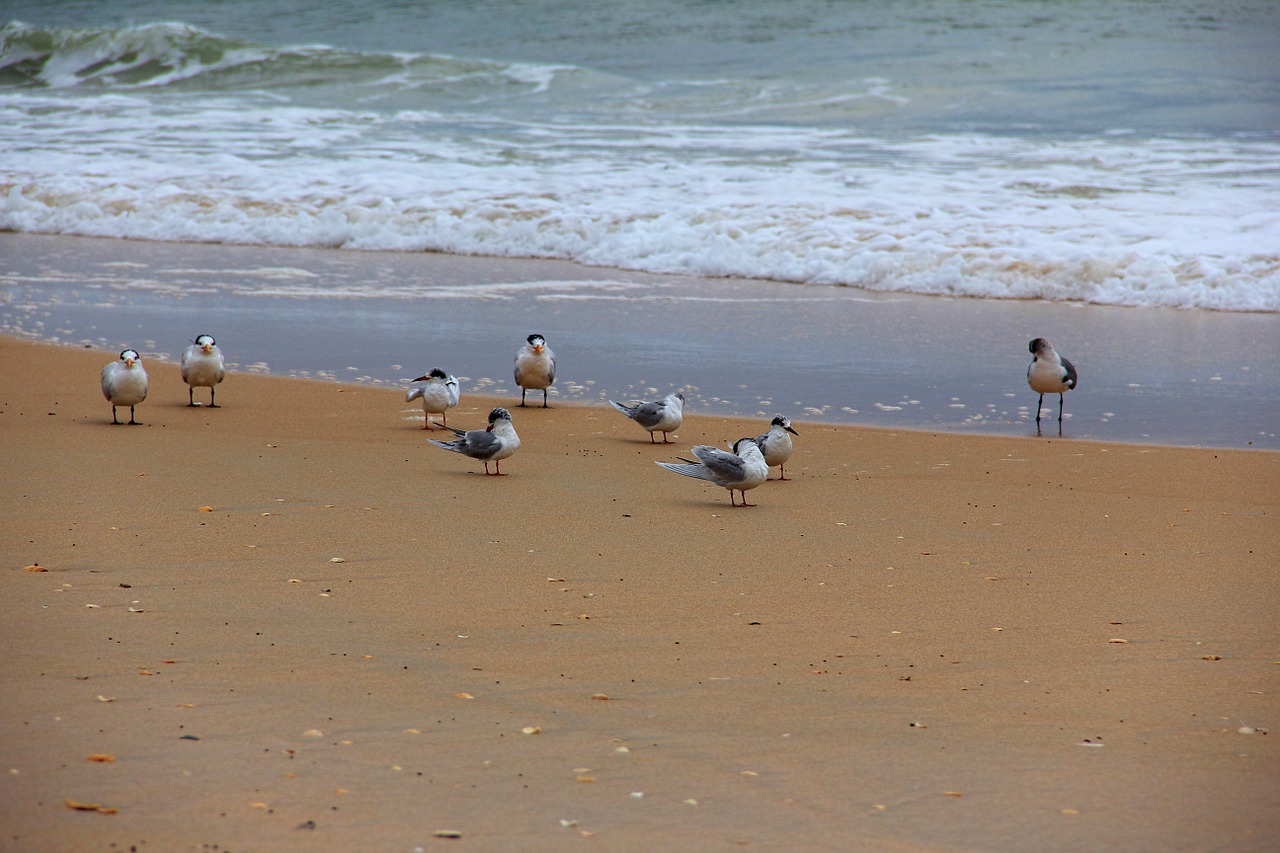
[514,333,556,407]
[405,368,461,430]
[609,392,685,443]
[429,407,521,475]
[181,334,225,407]
[1027,338,1078,434]
[756,415,799,480]
[101,348,148,425]
[656,437,769,507]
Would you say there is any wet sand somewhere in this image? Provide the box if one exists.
[1,335,1277,852]
[2,232,1278,450]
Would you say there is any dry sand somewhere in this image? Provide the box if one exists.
[2,334,1277,852]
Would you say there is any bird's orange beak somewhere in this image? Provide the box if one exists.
[534,344,543,354]
[125,358,135,367]
[202,343,213,353]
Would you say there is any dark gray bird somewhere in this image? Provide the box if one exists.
[608,392,685,443]
[656,437,769,507]
[429,407,521,475]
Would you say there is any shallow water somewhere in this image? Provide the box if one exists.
[3,234,1276,449]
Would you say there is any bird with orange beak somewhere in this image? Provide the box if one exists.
[181,334,226,407]
[102,348,149,425]
[514,333,556,408]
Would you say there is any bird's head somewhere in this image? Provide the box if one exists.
[195,334,216,353]
[733,437,761,456]
[488,407,512,430]
[1029,338,1051,357]
[527,334,545,354]
[428,368,448,380]
[120,349,140,367]
[773,415,798,435]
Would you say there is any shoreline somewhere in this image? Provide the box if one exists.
[2,335,1278,851]
[2,232,1277,451]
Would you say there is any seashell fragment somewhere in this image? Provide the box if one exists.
[433,830,462,839]
[199,506,213,512]
[85,754,115,763]
[329,557,345,563]
[23,564,46,572]
[65,798,117,814]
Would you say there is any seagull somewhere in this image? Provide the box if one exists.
[181,334,225,407]
[405,368,460,429]
[656,437,769,507]
[608,392,685,443]
[1027,337,1078,434]
[101,348,148,425]
[429,407,521,475]
[514,333,556,407]
[756,415,799,480]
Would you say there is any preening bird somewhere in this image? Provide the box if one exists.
[102,348,148,425]
[181,334,225,407]
[756,415,799,479]
[656,437,769,507]
[405,368,460,429]
[428,407,521,475]
[514,333,556,407]
[1027,337,1078,434]
[608,392,684,443]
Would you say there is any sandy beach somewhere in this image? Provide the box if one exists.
[2,334,1277,851]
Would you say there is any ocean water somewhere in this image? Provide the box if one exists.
[2,0,1278,312]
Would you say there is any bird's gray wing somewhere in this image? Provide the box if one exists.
[459,428,502,460]
[691,445,747,485]
[406,386,425,403]
[631,400,667,429]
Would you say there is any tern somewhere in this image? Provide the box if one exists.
[656,437,769,507]
[1027,338,1078,434]
[609,392,685,443]
[514,333,556,407]
[429,407,521,475]
[756,415,799,480]
[181,334,225,407]
[102,348,148,425]
[405,368,460,429]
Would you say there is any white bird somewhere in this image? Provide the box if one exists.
[756,415,799,480]
[609,392,684,443]
[514,333,556,407]
[429,407,521,475]
[1027,337,1078,434]
[405,368,460,430]
[101,348,148,425]
[656,437,769,507]
[181,334,225,407]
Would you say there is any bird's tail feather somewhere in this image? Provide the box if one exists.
[608,400,635,417]
[655,461,711,481]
